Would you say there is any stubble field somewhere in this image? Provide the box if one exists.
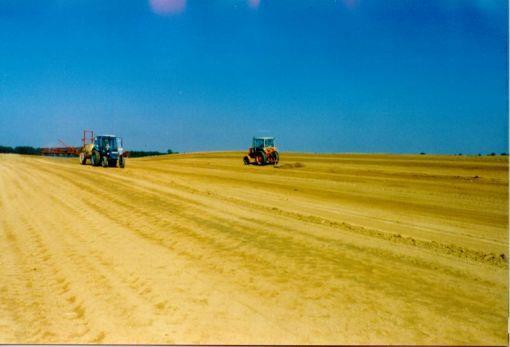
[0,152,508,344]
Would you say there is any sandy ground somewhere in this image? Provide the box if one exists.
[0,152,507,344]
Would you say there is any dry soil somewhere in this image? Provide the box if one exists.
[0,152,508,344]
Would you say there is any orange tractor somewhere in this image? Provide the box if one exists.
[243,137,279,166]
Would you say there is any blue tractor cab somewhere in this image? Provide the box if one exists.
[91,135,126,168]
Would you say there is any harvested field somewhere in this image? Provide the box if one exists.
[0,152,508,344]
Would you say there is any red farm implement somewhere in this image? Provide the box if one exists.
[40,130,94,157]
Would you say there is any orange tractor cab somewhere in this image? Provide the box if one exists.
[243,137,279,166]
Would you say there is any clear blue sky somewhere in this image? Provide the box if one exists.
[0,0,507,153]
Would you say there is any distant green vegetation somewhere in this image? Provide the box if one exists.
[0,146,178,157]
[128,151,165,158]
[121,149,178,158]
[0,146,41,155]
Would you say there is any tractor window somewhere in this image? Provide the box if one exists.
[97,137,118,150]
[265,139,274,147]
[106,137,118,150]
[116,138,122,148]
[253,139,264,148]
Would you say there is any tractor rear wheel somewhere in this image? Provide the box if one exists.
[119,156,125,168]
[256,152,266,166]
[272,151,279,165]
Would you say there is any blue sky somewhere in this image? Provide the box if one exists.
[0,0,507,153]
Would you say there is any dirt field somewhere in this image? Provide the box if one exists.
[0,152,507,344]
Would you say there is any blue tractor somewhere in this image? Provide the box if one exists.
[80,135,126,168]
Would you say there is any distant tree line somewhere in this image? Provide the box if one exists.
[0,146,42,155]
[0,146,178,157]
[128,151,165,158]
[120,149,178,158]
[419,152,508,156]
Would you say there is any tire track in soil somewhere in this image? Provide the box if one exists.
[8,157,297,343]
[0,154,507,344]
[24,156,507,343]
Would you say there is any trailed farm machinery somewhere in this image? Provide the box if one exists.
[243,136,279,166]
[40,139,80,156]
[79,130,127,168]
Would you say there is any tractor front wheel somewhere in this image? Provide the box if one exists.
[243,156,250,165]
[119,156,125,168]
[79,152,86,165]
[101,156,108,168]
